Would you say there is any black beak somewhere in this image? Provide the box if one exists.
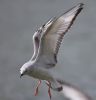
[20,73,24,78]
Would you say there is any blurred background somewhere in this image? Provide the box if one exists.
[0,0,96,100]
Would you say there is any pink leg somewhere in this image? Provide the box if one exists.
[34,80,41,96]
[47,81,52,99]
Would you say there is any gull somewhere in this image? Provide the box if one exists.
[57,79,92,100]
[20,3,89,100]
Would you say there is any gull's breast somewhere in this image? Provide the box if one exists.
[28,67,54,81]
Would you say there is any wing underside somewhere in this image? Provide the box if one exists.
[35,3,84,68]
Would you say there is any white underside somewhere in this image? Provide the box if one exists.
[61,85,89,100]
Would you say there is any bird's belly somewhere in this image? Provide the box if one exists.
[28,68,53,81]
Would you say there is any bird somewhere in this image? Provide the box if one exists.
[20,3,91,100]
[57,79,92,100]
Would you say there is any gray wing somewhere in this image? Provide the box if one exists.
[36,3,84,68]
[31,18,56,61]
[31,27,42,60]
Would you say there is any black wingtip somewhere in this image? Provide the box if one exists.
[74,3,84,19]
[78,3,84,9]
[74,3,84,12]
[62,3,84,16]
[79,3,84,7]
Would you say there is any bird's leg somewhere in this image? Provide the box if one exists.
[47,81,52,99]
[34,80,41,96]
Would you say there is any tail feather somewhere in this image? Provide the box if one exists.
[56,79,92,100]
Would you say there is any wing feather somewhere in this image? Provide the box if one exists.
[31,18,56,61]
[36,3,84,68]
[31,27,42,60]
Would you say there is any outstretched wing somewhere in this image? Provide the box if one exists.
[31,17,56,61]
[36,3,84,68]
[57,79,91,100]
[31,27,42,60]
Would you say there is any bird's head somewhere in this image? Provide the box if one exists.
[20,61,33,78]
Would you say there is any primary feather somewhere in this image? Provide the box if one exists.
[34,3,84,68]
